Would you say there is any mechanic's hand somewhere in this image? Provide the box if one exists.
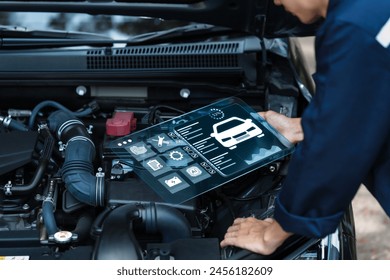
[220,217,292,255]
[258,111,303,144]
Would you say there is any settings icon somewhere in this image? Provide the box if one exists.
[169,150,184,161]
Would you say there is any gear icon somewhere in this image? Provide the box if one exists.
[169,150,184,161]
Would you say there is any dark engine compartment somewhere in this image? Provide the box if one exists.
[0,84,297,260]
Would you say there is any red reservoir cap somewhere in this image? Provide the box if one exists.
[106,112,137,136]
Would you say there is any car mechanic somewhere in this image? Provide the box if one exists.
[221,0,390,255]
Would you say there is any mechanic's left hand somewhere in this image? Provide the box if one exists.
[220,217,292,255]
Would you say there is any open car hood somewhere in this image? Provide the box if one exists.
[0,0,320,38]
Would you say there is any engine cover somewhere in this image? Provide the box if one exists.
[0,131,38,175]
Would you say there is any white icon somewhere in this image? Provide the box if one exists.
[147,159,163,171]
[152,135,170,147]
[186,166,202,177]
[169,150,184,161]
[210,117,263,150]
[129,145,148,155]
[209,108,225,120]
[165,176,182,187]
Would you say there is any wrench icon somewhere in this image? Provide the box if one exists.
[156,135,169,147]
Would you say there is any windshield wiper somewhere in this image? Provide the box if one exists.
[125,24,237,44]
[0,24,238,49]
[0,25,113,39]
[0,25,116,49]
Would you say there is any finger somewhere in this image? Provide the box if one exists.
[220,238,234,248]
[220,233,240,247]
[232,217,246,225]
[245,217,259,222]
[226,225,239,233]
[226,230,238,238]
[220,235,235,247]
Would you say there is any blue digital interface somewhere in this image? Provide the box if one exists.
[109,97,294,204]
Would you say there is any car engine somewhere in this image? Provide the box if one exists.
[0,28,355,260]
[0,90,296,260]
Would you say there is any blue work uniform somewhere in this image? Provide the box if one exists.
[274,0,390,238]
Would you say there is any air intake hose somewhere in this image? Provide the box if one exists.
[141,203,192,243]
[93,204,143,260]
[93,203,192,260]
[48,110,104,207]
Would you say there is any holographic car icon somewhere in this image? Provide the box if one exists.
[210,117,263,149]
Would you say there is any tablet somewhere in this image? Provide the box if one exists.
[109,97,294,204]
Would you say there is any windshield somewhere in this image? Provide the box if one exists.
[0,12,189,39]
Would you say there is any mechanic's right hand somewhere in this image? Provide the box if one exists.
[258,111,303,144]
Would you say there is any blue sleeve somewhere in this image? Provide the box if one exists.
[274,19,390,238]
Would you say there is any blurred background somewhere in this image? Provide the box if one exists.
[297,37,390,260]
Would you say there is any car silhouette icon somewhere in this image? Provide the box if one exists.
[210,117,263,149]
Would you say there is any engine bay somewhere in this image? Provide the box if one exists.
[0,82,300,260]
[0,27,327,259]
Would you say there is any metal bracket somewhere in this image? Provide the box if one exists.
[4,181,12,196]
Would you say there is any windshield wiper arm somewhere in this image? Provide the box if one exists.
[0,25,117,49]
[0,25,112,40]
[126,23,237,45]
[0,24,237,49]
[0,38,124,49]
